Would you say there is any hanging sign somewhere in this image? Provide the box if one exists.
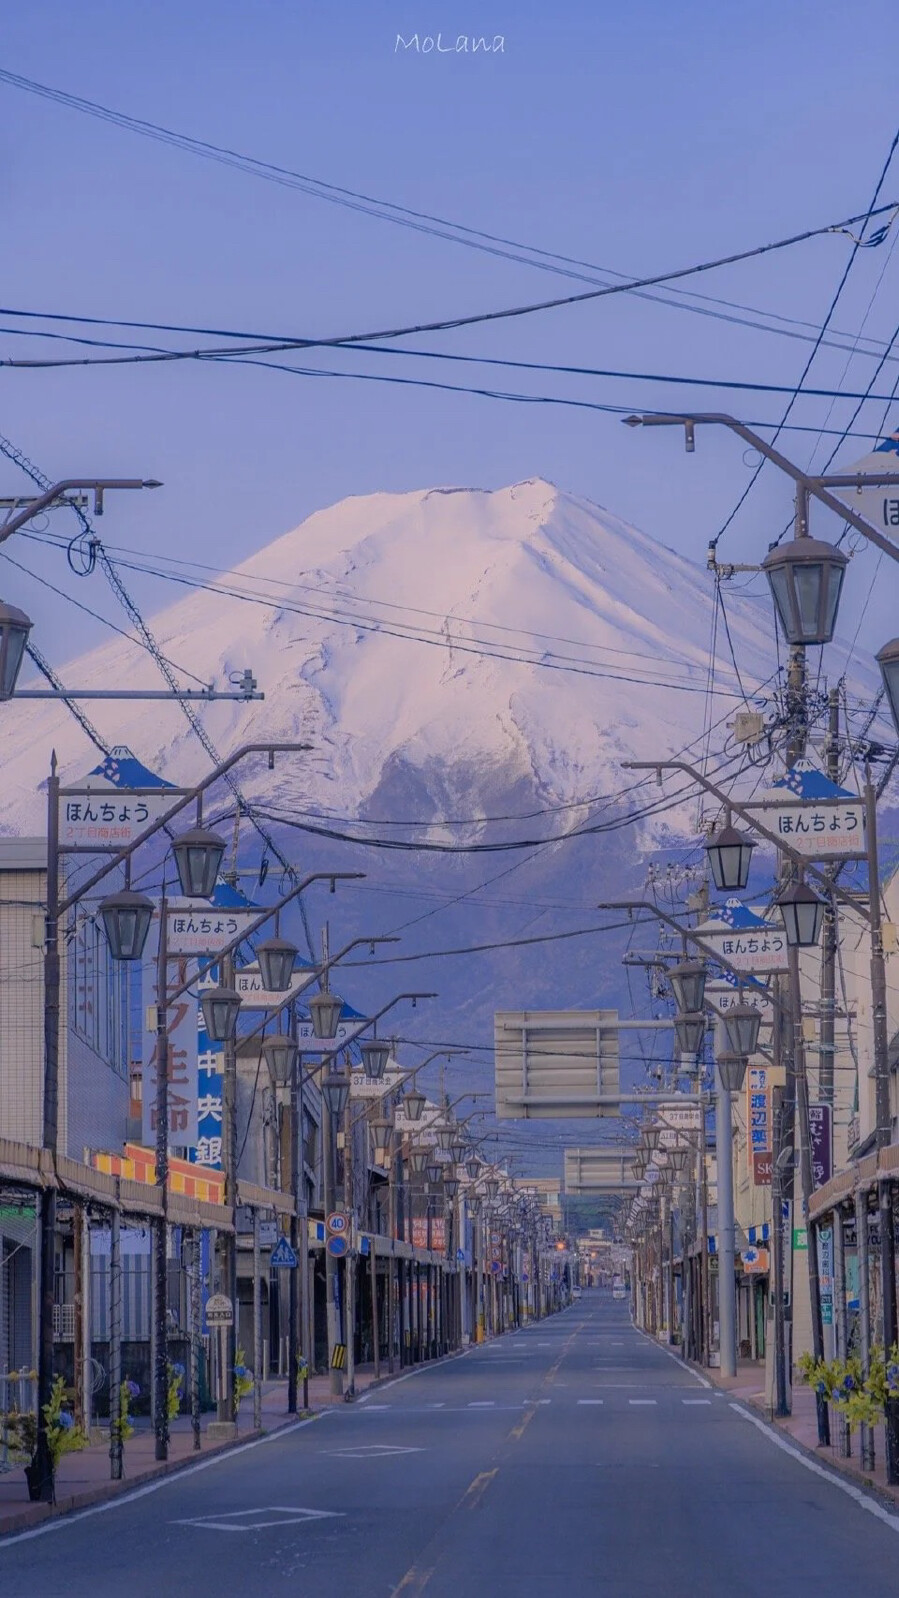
[59,748,183,851]
[204,1293,234,1327]
[747,1066,772,1166]
[809,1103,833,1188]
[350,1066,406,1099]
[293,1017,367,1052]
[234,962,315,1009]
[694,901,787,974]
[829,433,899,538]
[751,761,865,860]
[166,900,261,957]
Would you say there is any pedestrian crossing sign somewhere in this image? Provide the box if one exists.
[270,1236,298,1268]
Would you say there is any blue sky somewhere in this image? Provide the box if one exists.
[3,0,899,661]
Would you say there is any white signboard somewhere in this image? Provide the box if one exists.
[758,797,865,859]
[294,1018,367,1053]
[694,911,787,974]
[350,1066,406,1099]
[235,963,315,1009]
[494,1010,620,1119]
[59,788,181,850]
[830,440,899,540]
[205,1293,234,1327]
[166,899,261,957]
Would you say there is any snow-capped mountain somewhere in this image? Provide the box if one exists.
[1,479,789,832]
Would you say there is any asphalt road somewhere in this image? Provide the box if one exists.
[3,1290,898,1598]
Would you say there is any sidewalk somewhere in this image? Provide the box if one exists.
[686,1351,899,1510]
[0,1363,389,1537]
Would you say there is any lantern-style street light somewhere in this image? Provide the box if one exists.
[201,985,242,1043]
[705,822,755,892]
[876,637,899,735]
[407,1148,429,1175]
[776,880,826,948]
[466,1158,480,1180]
[170,826,226,900]
[98,889,155,963]
[403,1087,426,1122]
[674,1013,706,1057]
[717,1052,749,1093]
[436,1126,455,1151]
[722,999,762,1059]
[322,1071,350,1118]
[668,960,707,1016]
[360,1039,391,1081]
[263,1034,299,1086]
[444,1177,460,1199]
[308,989,344,1041]
[762,537,847,647]
[0,600,33,700]
[426,1159,443,1185]
[450,1140,468,1163]
[485,1177,500,1201]
[256,935,299,994]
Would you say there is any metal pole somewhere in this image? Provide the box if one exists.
[35,753,61,1501]
[855,1186,876,1472]
[833,1207,851,1458]
[252,1209,262,1431]
[715,1056,737,1379]
[109,1194,123,1480]
[287,1044,300,1416]
[699,1102,710,1365]
[818,690,840,1106]
[771,1092,789,1417]
[323,1090,343,1397]
[153,894,170,1461]
[218,951,238,1428]
[190,1230,201,1451]
[865,772,899,1481]
[370,1243,381,1381]
[788,939,830,1446]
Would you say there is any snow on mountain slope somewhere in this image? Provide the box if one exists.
[0,479,796,834]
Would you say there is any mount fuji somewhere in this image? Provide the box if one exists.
[0,480,878,1146]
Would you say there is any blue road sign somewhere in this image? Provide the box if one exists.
[270,1236,298,1268]
[327,1235,349,1258]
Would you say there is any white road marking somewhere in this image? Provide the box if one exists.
[328,1444,424,1459]
[578,1399,604,1406]
[730,1403,899,1534]
[629,1399,657,1406]
[426,1402,445,1409]
[682,1399,712,1406]
[537,1399,552,1405]
[173,1506,341,1532]
[468,1401,495,1407]
[359,1404,390,1411]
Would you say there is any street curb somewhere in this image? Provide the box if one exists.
[669,1343,899,1519]
[0,1414,307,1540]
[0,1343,478,1539]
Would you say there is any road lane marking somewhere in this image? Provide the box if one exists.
[682,1399,712,1406]
[729,1402,899,1534]
[391,1565,435,1595]
[328,1444,425,1458]
[468,1400,495,1407]
[462,1470,498,1510]
[173,1506,341,1532]
[578,1399,604,1405]
[629,1399,657,1406]
[509,1408,536,1441]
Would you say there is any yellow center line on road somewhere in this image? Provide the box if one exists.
[388,1324,582,1597]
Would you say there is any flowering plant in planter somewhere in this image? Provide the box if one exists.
[798,1345,899,1432]
[233,1348,254,1414]
[112,1378,141,1444]
[167,1362,185,1421]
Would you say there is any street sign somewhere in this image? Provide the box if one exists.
[327,1235,348,1258]
[741,1247,769,1274]
[59,788,184,851]
[792,1228,808,1251]
[753,762,865,860]
[753,1152,773,1186]
[235,963,315,1009]
[694,902,787,974]
[270,1236,298,1268]
[167,900,261,957]
[809,1104,832,1188]
[331,1343,347,1370]
[258,1219,279,1249]
[205,1293,234,1327]
[350,1066,406,1099]
[327,1212,348,1234]
[830,436,899,542]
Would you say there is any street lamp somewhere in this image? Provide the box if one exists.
[372,1121,394,1166]
[436,1126,455,1151]
[776,880,826,947]
[450,1140,468,1163]
[360,1039,391,1081]
[668,960,707,1015]
[876,637,899,734]
[256,935,299,993]
[717,1052,749,1093]
[644,1125,662,1153]
[403,1087,426,1122]
[444,1177,460,1199]
[308,989,344,1040]
[407,1148,429,1175]
[722,999,762,1058]
[0,600,32,699]
[322,1071,350,1118]
[674,1013,706,1057]
[762,538,847,647]
[426,1159,443,1185]
[263,1034,299,1086]
[705,822,755,892]
[98,888,154,962]
[485,1178,500,1201]
[170,826,226,900]
[668,1144,691,1175]
[201,985,242,1042]
[466,1158,480,1180]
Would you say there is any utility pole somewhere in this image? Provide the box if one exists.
[866,770,899,1481]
